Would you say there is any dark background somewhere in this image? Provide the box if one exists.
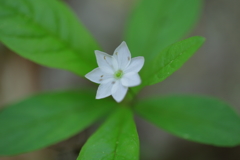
[0,0,240,159]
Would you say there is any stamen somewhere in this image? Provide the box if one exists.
[114,70,123,79]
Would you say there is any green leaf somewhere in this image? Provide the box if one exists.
[125,0,202,60]
[135,95,240,147]
[0,0,99,76]
[142,36,205,86]
[78,107,139,160]
[0,90,115,155]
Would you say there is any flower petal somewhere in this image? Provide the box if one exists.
[112,83,128,103]
[111,80,120,94]
[85,68,113,84]
[124,57,144,73]
[121,72,141,87]
[96,78,115,99]
[95,50,114,74]
[112,56,119,71]
[113,41,131,70]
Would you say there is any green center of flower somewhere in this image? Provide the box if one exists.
[114,70,123,79]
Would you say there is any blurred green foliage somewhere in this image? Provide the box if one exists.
[0,0,99,76]
[0,0,239,159]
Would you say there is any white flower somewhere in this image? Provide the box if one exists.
[85,41,144,103]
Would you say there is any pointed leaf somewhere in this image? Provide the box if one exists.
[135,95,240,147]
[78,107,139,160]
[0,90,115,155]
[125,0,202,60]
[0,0,99,76]
[142,36,205,86]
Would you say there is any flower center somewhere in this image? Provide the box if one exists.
[114,70,123,79]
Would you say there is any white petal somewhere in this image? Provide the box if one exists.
[112,83,128,103]
[96,78,115,99]
[85,68,113,84]
[111,80,120,94]
[121,72,141,87]
[95,50,114,74]
[113,41,131,70]
[124,57,144,73]
[112,56,119,71]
